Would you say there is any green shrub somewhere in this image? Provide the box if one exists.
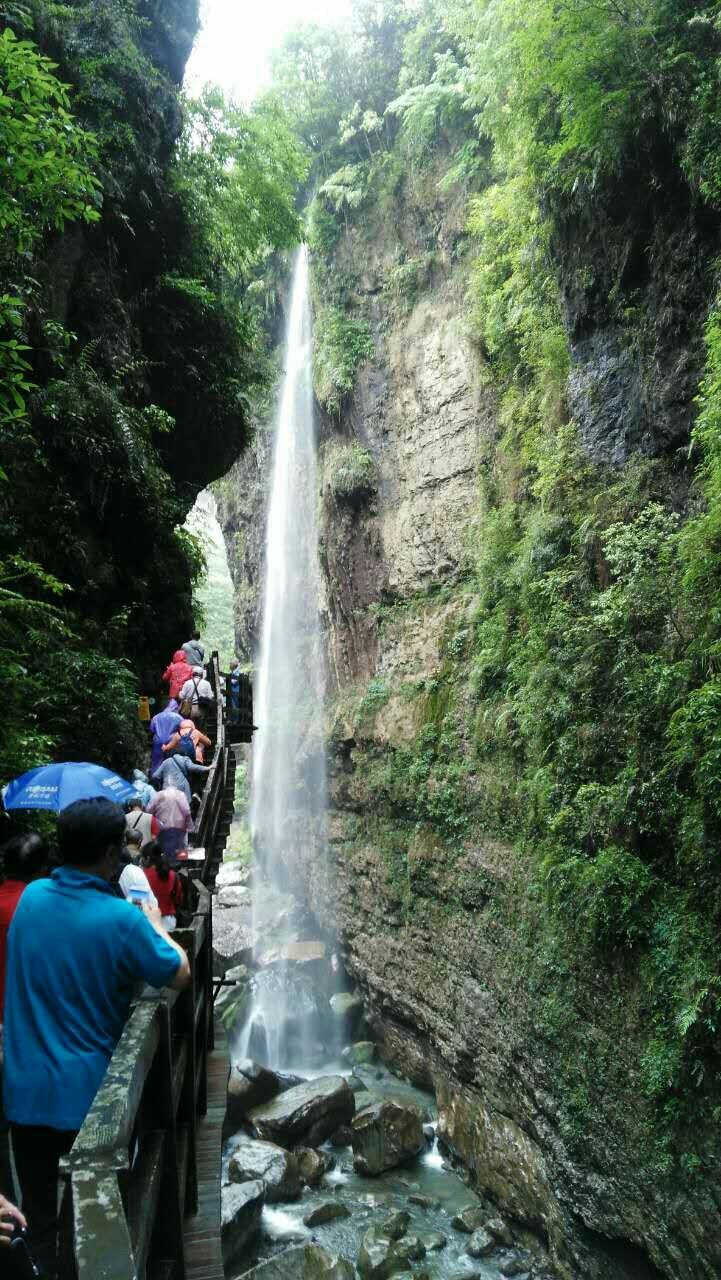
[384,253,438,313]
[324,441,377,504]
[313,307,374,414]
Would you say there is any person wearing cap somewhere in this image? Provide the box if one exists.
[178,666,214,727]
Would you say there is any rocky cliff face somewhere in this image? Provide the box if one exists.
[558,181,717,466]
[319,265,487,690]
[217,166,721,1279]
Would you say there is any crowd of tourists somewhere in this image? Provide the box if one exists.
[0,631,242,1278]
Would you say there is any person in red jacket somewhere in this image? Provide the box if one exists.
[0,831,48,1198]
[142,842,180,929]
[162,649,193,702]
[0,833,48,1022]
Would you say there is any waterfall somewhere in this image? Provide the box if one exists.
[236,245,328,1071]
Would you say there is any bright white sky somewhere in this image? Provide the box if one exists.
[186,0,353,103]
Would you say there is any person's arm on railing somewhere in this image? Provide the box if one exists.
[141,902,191,990]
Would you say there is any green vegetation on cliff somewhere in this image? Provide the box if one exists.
[265,0,721,1175]
[267,2,479,413]
[0,1,304,784]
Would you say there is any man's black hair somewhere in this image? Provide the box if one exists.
[192,630,200,640]
[56,798,126,866]
[1,832,48,882]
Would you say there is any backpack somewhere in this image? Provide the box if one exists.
[180,679,203,718]
[174,732,196,761]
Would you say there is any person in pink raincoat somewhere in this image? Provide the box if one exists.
[162,651,192,702]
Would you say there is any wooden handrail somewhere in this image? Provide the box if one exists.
[55,640,251,1276]
[60,903,210,1276]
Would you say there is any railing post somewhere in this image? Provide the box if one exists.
[152,997,186,1277]
[225,669,233,727]
[70,1168,136,1280]
[173,925,199,1217]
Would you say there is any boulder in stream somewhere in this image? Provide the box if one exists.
[238,1244,350,1280]
[391,1237,426,1267]
[226,1059,282,1130]
[225,1058,304,1135]
[451,1206,487,1234]
[296,1146,334,1186]
[380,1210,409,1241]
[228,1134,301,1203]
[352,1099,425,1176]
[485,1216,513,1247]
[422,1233,447,1252]
[500,1253,533,1278]
[329,1125,353,1147]
[466,1228,496,1259]
[357,1224,425,1280]
[303,1201,351,1227]
[343,1040,375,1066]
[408,1193,439,1209]
[221,1177,265,1268]
[304,1244,355,1280]
[236,1246,306,1280]
[348,1075,369,1095]
[250,1075,355,1148]
[357,1226,407,1280]
[329,991,364,1033]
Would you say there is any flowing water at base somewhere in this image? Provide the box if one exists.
[217,853,539,1280]
[223,1055,531,1280]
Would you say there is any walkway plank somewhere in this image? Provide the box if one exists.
[183,1019,229,1280]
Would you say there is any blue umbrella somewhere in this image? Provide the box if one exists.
[2,762,139,812]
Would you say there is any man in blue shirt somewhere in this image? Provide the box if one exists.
[3,797,190,1278]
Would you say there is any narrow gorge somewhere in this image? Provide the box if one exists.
[213,6,721,1279]
[6,2,721,1279]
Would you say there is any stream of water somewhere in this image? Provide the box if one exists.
[237,245,328,1070]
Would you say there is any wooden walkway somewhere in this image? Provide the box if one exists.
[183,1019,229,1280]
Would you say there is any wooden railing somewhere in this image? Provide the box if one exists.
[55,648,250,1278]
[58,880,213,1279]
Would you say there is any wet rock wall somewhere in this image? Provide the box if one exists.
[216,163,721,1279]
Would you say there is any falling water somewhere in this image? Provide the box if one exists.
[237,245,328,1070]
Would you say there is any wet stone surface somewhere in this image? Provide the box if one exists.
[225,1060,539,1280]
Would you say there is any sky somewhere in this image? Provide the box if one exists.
[186,0,353,103]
